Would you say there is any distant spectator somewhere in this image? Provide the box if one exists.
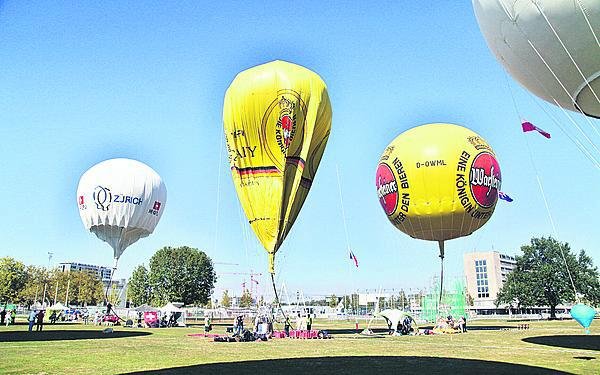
[9,309,16,326]
[0,308,6,325]
[28,310,37,332]
[49,311,57,324]
[36,310,45,331]
[204,316,212,333]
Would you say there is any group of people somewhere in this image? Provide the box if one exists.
[27,310,45,332]
[1,308,17,327]
[386,315,415,335]
[435,315,467,333]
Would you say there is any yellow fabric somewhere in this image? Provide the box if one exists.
[376,123,501,242]
[223,60,332,273]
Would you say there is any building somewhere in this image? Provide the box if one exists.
[57,262,113,284]
[463,251,517,312]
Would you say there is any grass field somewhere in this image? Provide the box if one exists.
[0,318,598,374]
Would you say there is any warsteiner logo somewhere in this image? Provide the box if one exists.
[275,96,297,154]
[93,186,112,211]
[376,163,398,216]
[469,152,501,208]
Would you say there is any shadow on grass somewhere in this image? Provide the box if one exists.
[124,356,567,374]
[523,335,600,351]
[418,325,515,331]
[323,328,388,335]
[0,329,151,342]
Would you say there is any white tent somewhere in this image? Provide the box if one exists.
[378,309,414,331]
[48,302,68,311]
[161,303,186,327]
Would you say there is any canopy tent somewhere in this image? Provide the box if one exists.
[134,304,160,313]
[377,309,415,332]
[161,303,186,327]
[47,302,68,311]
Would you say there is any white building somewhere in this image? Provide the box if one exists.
[463,251,517,311]
[57,262,113,283]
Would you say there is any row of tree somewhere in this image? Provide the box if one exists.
[0,257,104,307]
[127,246,217,306]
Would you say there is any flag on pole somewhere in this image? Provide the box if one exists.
[349,250,359,268]
[498,191,513,202]
[522,121,551,139]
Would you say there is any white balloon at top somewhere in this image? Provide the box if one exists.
[473,0,600,118]
[77,158,167,263]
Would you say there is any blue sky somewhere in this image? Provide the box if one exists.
[1,1,598,300]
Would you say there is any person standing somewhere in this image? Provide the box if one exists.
[36,310,45,332]
[28,310,37,332]
[9,309,16,326]
[0,308,6,325]
[204,315,212,333]
[284,316,291,337]
[307,315,313,331]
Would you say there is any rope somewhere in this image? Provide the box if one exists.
[104,259,126,323]
[525,38,600,143]
[575,0,600,49]
[213,129,224,255]
[270,273,287,322]
[497,5,600,162]
[532,1,600,109]
[438,241,445,311]
[504,72,580,302]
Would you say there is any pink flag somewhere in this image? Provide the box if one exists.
[522,121,551,139]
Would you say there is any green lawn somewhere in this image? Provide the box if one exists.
[0,319,598,374]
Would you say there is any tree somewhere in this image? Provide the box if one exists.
[108,284,121,306]
[497,237,600,318]
[71,271,104,306]
[328,294,338,308]
[240,288,253,308]
[398,289,409,310]
[0,257,28,303]
[148,246,216,306]
[18,266,50,307]
[127,265,151,306]
[221,290,231,308]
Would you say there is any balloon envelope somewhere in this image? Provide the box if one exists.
[223,60,332,273]
[473,0,600,118]
[77,158,167,261]
[376,123,501,242]
[570,303,596,332]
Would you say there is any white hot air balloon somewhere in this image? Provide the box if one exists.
[77,158,167,268]
[473,0,600,118]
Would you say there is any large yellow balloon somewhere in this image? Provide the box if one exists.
[376,123,501,245]
[223,60,332,274]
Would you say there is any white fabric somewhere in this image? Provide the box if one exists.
[161,303,184,313]
[77,158,167,261]
[473,0,600,118]
[48,302,68,311]
[378,309,411,330]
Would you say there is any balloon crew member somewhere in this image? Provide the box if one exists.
[307,315,313,331]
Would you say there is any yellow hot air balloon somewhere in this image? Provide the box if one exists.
[376,123,501,260]
[223,60,332,275]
